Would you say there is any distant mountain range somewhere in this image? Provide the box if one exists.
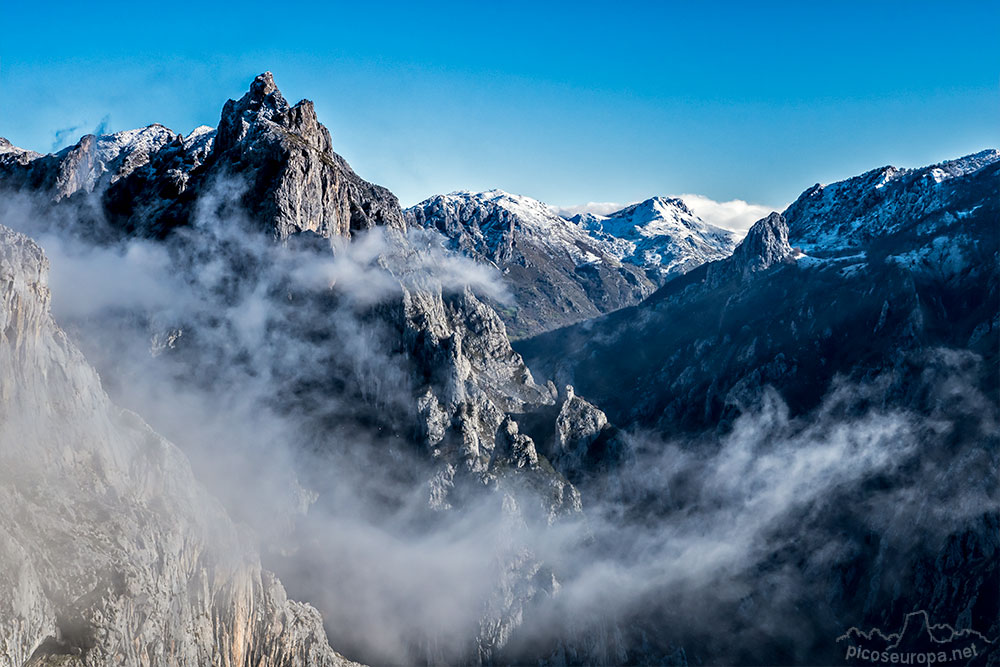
[405,190,738,336]
[519,148,999,432]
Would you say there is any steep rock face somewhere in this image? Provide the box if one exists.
[384,263,582,523]
[402,282,554,474]
[0,224,355,666]
[705,211,791,284]
[549,385,619,476]
[206,72,405,239]
[555,386,608,457]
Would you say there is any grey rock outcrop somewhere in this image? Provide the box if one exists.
[0,224,356,666]
[494,416,539,469]
[401,281,552,474]
[706,211,790,285]
[555,385,609,461]
[208,72,405,239]
[378,243,581,526]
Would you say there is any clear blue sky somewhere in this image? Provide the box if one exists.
[1,1,997,208]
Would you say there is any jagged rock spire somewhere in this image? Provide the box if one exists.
[216,71,291,152]
[203,71,403,238]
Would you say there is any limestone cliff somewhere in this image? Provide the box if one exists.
[0,224,357,667]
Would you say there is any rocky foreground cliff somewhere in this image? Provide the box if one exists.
[0,225,358,666]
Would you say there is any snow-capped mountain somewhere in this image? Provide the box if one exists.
[567,195,740,278]
[407,189,615,268]
[405,190,739,336]
[405,189,656,337]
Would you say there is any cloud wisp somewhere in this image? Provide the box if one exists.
[677,192,781,234]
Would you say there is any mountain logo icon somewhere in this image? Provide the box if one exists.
[837,610,994,665]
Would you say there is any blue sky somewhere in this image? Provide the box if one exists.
[1,1,997,209]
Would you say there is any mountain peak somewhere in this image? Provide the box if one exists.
[613,195,692,219]
[648,194,686,209]
[250,71,279,97]
[216,71,291,152]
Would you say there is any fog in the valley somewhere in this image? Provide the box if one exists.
[1,180,994,665]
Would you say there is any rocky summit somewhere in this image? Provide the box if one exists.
[0,72,404,241]
[0,70,997,667]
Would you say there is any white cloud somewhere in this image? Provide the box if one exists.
[676,193,781,235]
